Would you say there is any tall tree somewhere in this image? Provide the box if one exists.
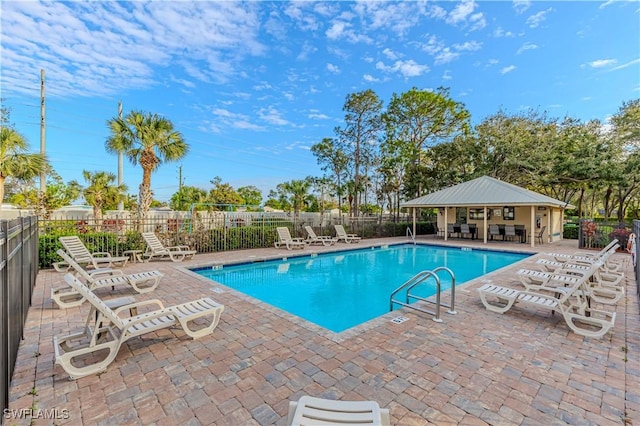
[609,99,640,221]
[335,89,383,216]
[237,185,263,208]
[311,137,348,212]
[383,87,470,198]
[8,172,81,217]
[170,185,207,211]
[81,170,127,223]
[106,111,188,220]
[278,178,313,218]
[208,176,243,208]
[0,126,47,209]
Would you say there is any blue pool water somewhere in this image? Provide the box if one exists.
[193,244,529,333]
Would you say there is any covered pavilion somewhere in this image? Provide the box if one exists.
[401,175,574,247]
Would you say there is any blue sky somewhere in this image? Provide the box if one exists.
[1,0,638,203]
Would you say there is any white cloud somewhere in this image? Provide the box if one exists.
[418,36,481,66]
[253,82,273,91]
[493,27,515,38]
[376,59,429,78]
[444,0,485,31]
[599,0,618,9]
[587,59,617,68]
[327,63,340,74]
[297,42,318,61]
[434,49,460,65]
[308,110,330,119]
[468,12,486,31]
[0,1,266,98]
[513,0,531,15]
[447,0,477,24]
[526,8,553,28]
[382,48,401,60]
[517,42,538,54]
[609,58,640,71]
[501,65,516,74]
[454,41,482,51]
[363,74,379,82]
[326,20,347,39]
[442,70,452,81]
[258,107,291,126]
[284,2,320,31]
[325,18,373,44]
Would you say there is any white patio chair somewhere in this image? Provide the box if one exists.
[274,227,306,250]
[59,235,129,269]
[141,232,197,262]
[54,273,223,379]
[334,225,361,243]
[287,396,390,426]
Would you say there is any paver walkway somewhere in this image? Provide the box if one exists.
[7,237,640,425]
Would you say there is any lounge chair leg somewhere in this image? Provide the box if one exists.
[477,284,519,314]
[172,298,225,339]
[54,334,123,380]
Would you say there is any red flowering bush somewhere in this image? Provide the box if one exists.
[609,227,631,249]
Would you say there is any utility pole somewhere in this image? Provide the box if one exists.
[117,101,124,211]
[40,69,46,195]
[178,165,183,209]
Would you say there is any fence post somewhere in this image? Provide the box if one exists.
[1,219,7,422]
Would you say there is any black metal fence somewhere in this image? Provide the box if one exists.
[577,219,632,250]
[37,213,435,269]
[1,217,39,423]
[633,220,639,303]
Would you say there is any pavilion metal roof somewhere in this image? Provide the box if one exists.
[401,176,574,208]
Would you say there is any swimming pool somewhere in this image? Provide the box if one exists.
[193,244,529,333]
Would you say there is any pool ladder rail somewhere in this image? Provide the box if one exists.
[389,267,457,323]
[406,227,416,244]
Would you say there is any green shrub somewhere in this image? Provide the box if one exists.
[563,223,579,240]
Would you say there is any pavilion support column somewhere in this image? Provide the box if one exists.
[444,207,448,241]
[483,206,488,244]
[530,205,535,247]
[412,208,416,239]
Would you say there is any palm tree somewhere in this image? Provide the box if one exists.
[281,179,313,218]
[81,170,127,225]
[0,127,47,210]
[105,111,188,219]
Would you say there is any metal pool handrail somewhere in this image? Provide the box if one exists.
[406,227,416,244]
[389,268,457,322]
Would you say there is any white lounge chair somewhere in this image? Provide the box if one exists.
[517,265,624,305]
[54,273,224,379]
[477,276,616,339]
[274,227,306,250]
[287,396,391,426]
[51,249,164,309]
[334,225,361,243]
[536,258,624,287]
[546,240,622,270]
[141,232,197,262]
[59,235,129,269]
[304,226,336,246]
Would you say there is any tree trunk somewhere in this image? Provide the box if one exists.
[577,187,584,218]
[0,176,5,210]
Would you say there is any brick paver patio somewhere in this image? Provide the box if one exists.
[6,237,640,425]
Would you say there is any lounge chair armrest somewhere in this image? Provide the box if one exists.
[167,245,192,251]
[113,299,166,317]
[89,268,125,278]
[90,252,113,258]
